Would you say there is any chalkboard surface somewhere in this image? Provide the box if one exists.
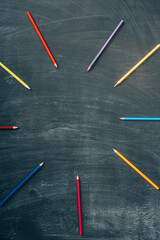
[0,0,160,239]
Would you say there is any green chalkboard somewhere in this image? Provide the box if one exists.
[0,0,160,239]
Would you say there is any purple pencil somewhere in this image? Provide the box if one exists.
[87,20,124,71]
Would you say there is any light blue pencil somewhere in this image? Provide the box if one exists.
[0,162,44,206]
[120,117,160,121]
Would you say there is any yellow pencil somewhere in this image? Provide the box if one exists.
[0,62,31,90]
[114,44,160,87]
[113,148,159,190]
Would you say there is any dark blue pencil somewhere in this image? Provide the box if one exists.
[0,162,44,206]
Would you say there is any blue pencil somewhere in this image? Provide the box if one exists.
[120,117,160,121]
[0,162,44,206]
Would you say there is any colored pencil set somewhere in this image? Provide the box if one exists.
[1,9,160,237]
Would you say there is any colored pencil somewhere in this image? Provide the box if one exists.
[27,12,58,69]
[114,44,160,87]
[0,126,19,129]
[113,149,159,190]
[0,62,31,90]
[0,162,44,206]
[87,20,124,71]
[120,117,160,121]
[76,174,82,235]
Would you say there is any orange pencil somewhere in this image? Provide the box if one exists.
[113,149,159,190]
[27,12,58,69]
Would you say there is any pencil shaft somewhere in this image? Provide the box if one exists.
[27,12,57,68]
[77,176,82,235]
[114,149,159,190]
[122,117,160,121]
[115,44,160,86]
[0,126,16,129]
[88,20,124,70]
[0,163,44,206]
[0,62,30,90]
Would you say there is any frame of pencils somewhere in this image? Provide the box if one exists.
[0,5,160,239]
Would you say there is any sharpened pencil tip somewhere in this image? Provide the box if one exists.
[54,63,58,69]
[13,126,19,129]
[120,117,124,120]
[113,148,117,153]
[40,162,45,166]
[87,67,91,72]
[26,85,31,90]
[114,83,118,87]
[77,174,79,180]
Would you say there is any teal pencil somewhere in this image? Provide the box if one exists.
[120,117,160,121]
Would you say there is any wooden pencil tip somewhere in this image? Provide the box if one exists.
[77,174,79,180]
[113,148,117,153]
[114,83,118,87]
[54,63,58,69]
[87,67,91,72]
[120,117,124,120]
[13,126,19,129]
[40,162,45,167]
[26,85,31,90]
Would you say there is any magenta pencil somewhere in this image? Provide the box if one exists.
[87,20,124,71]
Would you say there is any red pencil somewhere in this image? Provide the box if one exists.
[27,11,58,69]
[0,126,19,129]
[76,174,82,235]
